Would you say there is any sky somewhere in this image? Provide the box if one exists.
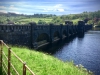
[0,0,100,15]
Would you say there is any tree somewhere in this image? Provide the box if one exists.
[84,18,89,23]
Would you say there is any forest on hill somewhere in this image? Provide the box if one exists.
[0,10,100,25]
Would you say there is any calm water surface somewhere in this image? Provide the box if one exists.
[53,28,100,75]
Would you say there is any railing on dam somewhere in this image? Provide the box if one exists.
[0,24,31,32]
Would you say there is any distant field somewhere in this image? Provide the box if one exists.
[72,19,81,25]
[15,18,81,25]
[15,18,52,24]
[16,18,81,24]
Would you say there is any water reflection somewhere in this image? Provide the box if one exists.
[37,35,77,54]
[93,27,100,31]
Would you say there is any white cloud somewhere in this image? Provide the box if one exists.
[8,10,21,14]
[54,4,63,8]
[0,2,66,14]
[42,4,65,12]
[57,9,65,12]
[43,11,48,12]
[9,5,18,11]
[0,6,6,9]
[13,11,20,14]
[0,10,7,13]
[0,4,20,14]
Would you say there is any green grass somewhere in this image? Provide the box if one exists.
[72,19,82,25]
[15,18,52,24]
[1,46,93,75]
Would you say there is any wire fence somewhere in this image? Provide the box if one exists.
[0,40,35,75]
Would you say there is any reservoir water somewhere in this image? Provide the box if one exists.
[53,27,100,75]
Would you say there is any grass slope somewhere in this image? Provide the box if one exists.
[72,19,82,25]
[15,18,52,24]
[2,46,93,75]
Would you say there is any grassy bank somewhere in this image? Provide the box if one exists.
[2,46,93,75]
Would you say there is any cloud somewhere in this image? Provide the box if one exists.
[0,10,7,13]
[57,9,65,12]
[0,6,6,9]
[8,11,20,14]
[42,4,65,12]
[9,5,18,10]
[54,4,63,8]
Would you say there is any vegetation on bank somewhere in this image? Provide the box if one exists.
[2,46,93,75]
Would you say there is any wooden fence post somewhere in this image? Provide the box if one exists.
[0,40,3,74]
[8,48,11,75]
[23,62,26,75]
